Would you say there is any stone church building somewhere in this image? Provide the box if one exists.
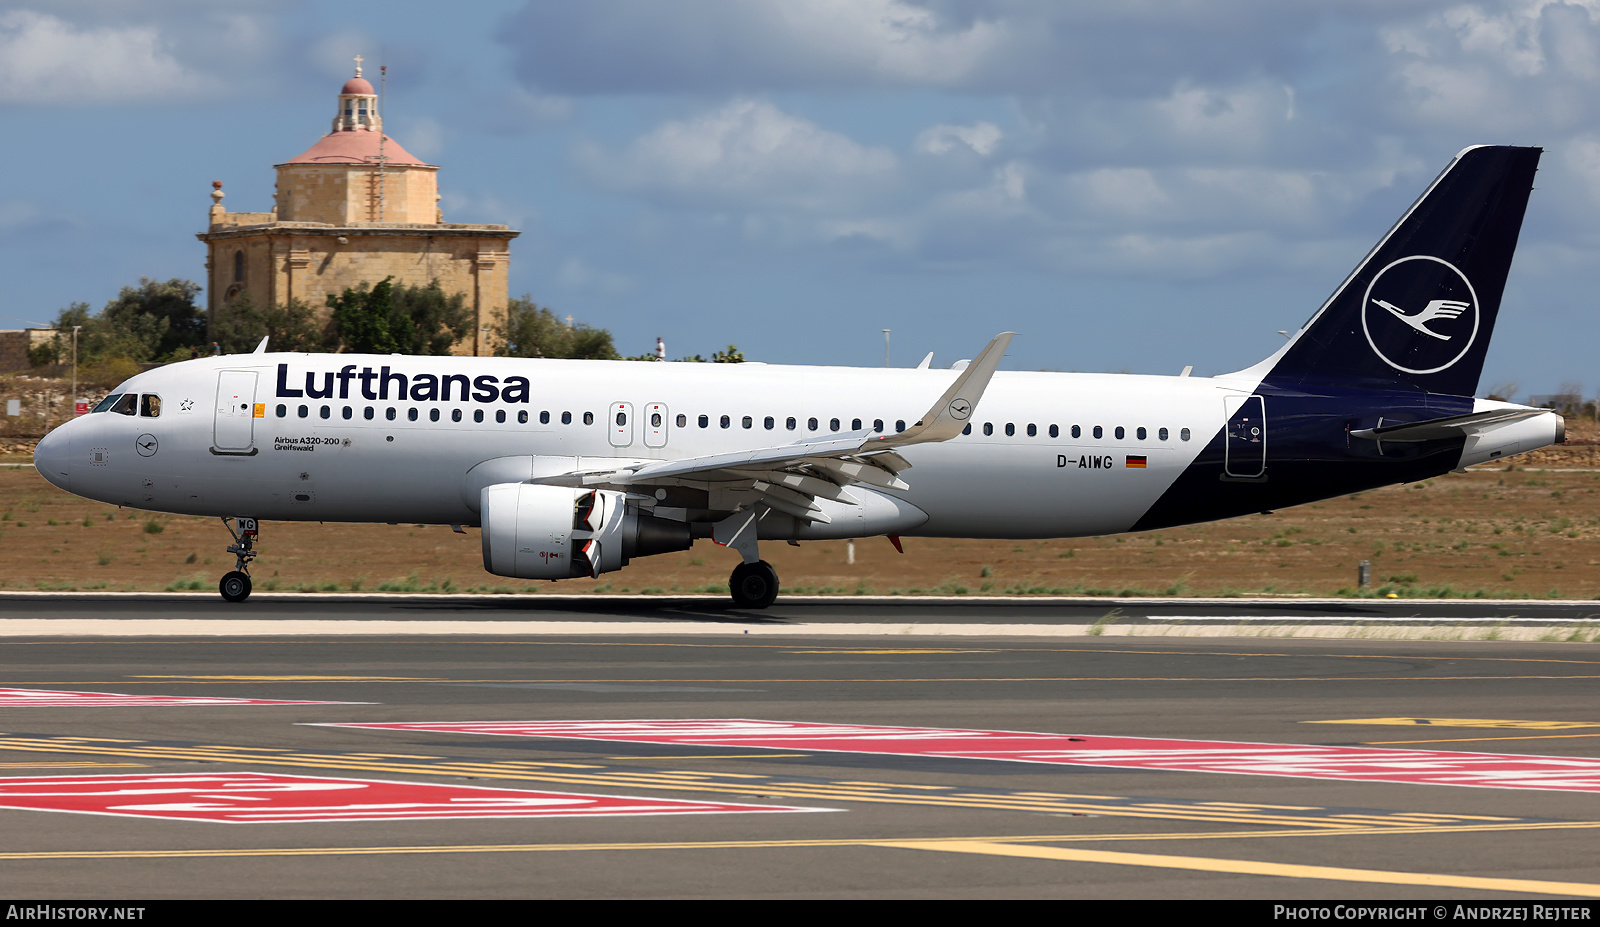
[198,61,519,355]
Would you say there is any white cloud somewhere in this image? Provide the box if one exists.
[580,98,898,211]
[916,122,1003,157]
[1381,2,1600,131]
[502,0,1010,92]
[0,10,196,104]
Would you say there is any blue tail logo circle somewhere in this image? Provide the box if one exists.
[1361,255,1479,375]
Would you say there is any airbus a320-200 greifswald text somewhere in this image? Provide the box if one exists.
[34,146,1562,607]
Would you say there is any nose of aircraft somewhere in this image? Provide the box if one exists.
[33,424,72,492]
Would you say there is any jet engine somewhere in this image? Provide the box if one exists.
[480,483,691,580]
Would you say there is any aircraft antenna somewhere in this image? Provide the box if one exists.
[376,60,387,223]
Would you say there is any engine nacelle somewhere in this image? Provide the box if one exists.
[480,483,691,580]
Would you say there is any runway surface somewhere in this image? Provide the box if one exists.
[2,595,1600,899]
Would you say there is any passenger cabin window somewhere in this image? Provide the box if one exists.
[1005,423,1015,436]
[299,405,309,418]
[1180,427,1191,441]
[1071,425,1081,438]
[320,405,331,419]
[1026,424,1036,437]
[720,415,730,429]
[742,416,753,429]
[830,418,840,431]
[454,409,464,423]
[562,411,572,425]
[275,404,286,418]
[1049,425,1059,438]
[539,411,550,425]
[474,410,484,423]
[1136,427,1146,440]
[496,410,506,424]
[1158,427,1168,441]
[983,423,993,436]
[873,419,884,433]
[342,407,353,420]
[519,411,529,424]
[583,412,594,425]
[1093,426,1103,439]
[1114,426,1124,440]
[852,418,862,431]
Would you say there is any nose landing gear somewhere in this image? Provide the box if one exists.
[219,517,258,603]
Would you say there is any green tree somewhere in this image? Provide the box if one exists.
[103,278,205,360]
[211,295,331,355]
[496,296,618,360]
[712,344,745,363]
[32,278,205,368]
[327,278,472,355]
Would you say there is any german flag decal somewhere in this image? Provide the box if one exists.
[1125,455,1147,469]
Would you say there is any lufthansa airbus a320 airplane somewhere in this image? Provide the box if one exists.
[34,145,1562,608]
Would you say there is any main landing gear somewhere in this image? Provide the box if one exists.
[729,560,779,609]
[219,516,258,603]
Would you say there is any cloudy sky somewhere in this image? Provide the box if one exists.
[4,0,1599,397]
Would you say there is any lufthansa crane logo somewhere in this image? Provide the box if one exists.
[1361,255,1479,374]
[948,398,972,421]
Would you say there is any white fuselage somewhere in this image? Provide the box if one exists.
[38,352,1243,539]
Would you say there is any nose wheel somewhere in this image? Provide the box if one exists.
[220,570,252,603]
[219,517,259,603]
[729,560,779,609]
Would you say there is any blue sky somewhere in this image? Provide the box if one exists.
[3,1,1599,398]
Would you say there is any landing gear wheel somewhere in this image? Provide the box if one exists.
[729,560,779,609]
[219,570,252,603]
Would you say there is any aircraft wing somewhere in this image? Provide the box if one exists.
[545,333,1014,523]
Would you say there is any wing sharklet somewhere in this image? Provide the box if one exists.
[865,332,1013,450]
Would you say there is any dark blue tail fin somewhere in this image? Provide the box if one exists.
[1264,145,1540,397]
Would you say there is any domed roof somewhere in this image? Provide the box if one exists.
[282,130,428,166]
[341,76,375,95]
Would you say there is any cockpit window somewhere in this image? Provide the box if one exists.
[109,394,137,416]
[91,393,122,414]
[139,395,161,418]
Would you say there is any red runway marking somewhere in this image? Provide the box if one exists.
[0,688,359,707]
[321,719,1600,794]
[0,772,824,823]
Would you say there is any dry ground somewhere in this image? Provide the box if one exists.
[4,429,1600,598]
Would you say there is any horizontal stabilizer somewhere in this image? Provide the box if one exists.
[1350,408,1548,443]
